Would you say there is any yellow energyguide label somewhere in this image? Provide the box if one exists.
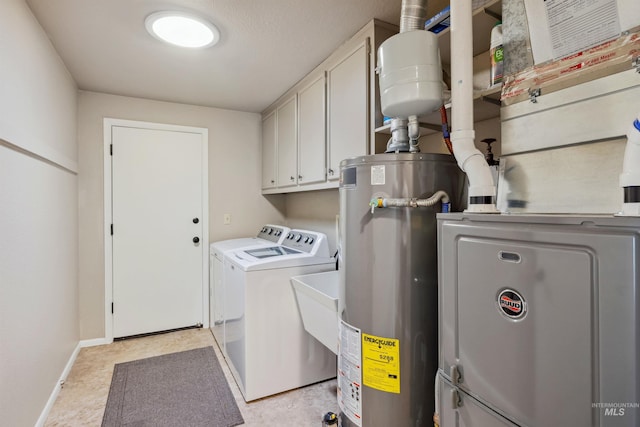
[361,333,400,394]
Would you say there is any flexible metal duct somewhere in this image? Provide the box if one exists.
[400,0,428,33]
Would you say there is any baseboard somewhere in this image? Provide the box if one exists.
[35,342,81,427]
[80,337,111,348]
[35,336,112,426]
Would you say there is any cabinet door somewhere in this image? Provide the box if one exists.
[298,74,326,185]
[261,112,277,189]
[327,39,369,180]
[276,95,298,187]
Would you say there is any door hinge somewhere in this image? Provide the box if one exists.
[110,144,113,156]
[451,388,462,409]
[450,364,462,386]
[111,302,114,314]
[110,224,113,235]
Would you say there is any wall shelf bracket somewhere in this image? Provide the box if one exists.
[482,7,502,22]
[529,88,541,103]
[482,95,502,106]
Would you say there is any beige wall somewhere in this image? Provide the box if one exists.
[0,1,79,425]
[284,189,340,254]
[499,70,637,214]
[77,91,286,340]
[419,117,502,156]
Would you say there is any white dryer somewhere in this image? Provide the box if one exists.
[209,224,290,350]
[224,229,337,401]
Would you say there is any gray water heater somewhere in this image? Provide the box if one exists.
[338,153,466,426]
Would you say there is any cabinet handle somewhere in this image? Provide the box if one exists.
[290,176,295,181]
[328,168,334,175]
[298,175,303,180]
[270,179,275,184]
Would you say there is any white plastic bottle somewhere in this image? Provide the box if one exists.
[490,22,503,87]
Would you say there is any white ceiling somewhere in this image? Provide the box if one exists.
[26,0,405,113]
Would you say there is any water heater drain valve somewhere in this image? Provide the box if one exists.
[322,412,338,425]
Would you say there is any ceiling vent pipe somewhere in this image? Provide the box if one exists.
[449,0,498,212]
[400,0,429,33]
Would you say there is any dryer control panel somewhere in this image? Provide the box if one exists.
[282,230,330,256]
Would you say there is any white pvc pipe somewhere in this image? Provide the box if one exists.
[450,0,474,133]
[408,115,420,152]
[450,0,498,212]
[618,113,640,216]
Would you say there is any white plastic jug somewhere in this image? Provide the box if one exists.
[490,22,503,86]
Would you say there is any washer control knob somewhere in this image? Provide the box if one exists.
[295,234,302,242]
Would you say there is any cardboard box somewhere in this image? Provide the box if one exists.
[501,27,639,106]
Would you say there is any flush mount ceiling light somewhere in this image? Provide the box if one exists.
[145,11,220,48]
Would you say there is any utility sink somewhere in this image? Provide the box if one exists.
[291,270,339,355]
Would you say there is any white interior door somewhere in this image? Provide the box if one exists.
[111,125,204,338]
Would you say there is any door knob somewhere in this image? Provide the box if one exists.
[193,218,199,224]
[193,237,200,244]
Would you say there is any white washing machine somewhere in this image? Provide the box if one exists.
[209,224,290,351]
[224,229,337,401]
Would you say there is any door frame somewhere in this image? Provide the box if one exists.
[103,118,209,342]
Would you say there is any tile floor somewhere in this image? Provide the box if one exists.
[45,328,338,426]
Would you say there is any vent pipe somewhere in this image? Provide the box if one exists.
[618,113,640,216]
[449,0,498,212]
[400,0,428,33]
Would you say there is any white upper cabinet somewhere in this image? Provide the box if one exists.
[276,95,298,188]
[261,19,397,194]
[298,73,326,185]
[327,40,369,181]
[261,111,277,190]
